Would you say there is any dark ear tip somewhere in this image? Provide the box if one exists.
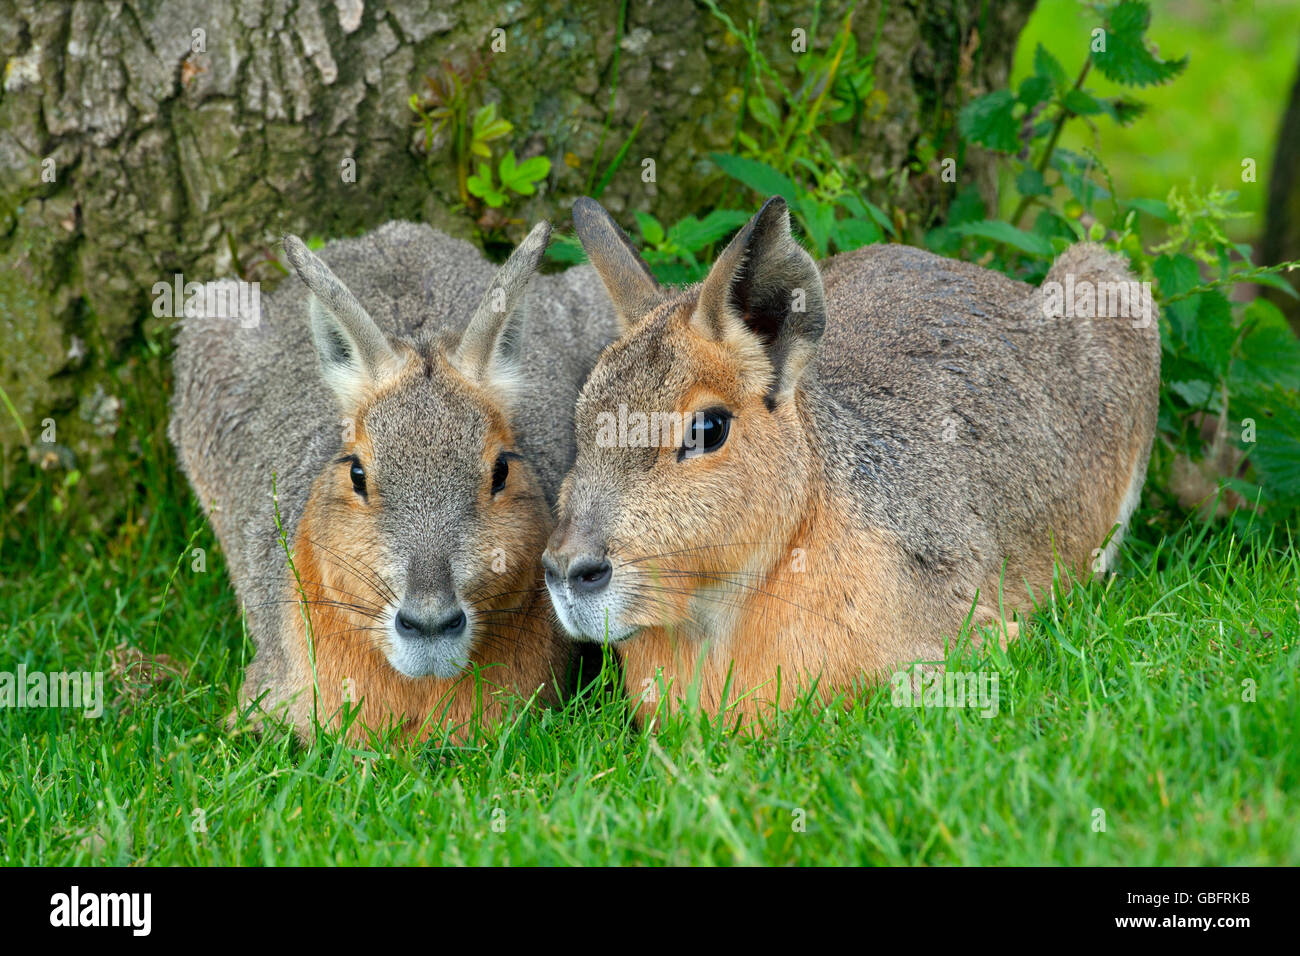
[572,197,606,230]
[757,196,789,220]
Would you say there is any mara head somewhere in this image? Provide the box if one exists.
[544,197,826,644]
[283,226,553,681]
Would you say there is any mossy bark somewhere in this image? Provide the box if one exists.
[0,0,1033,499]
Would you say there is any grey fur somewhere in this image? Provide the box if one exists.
[283,233,398,388]
[169,220,618,718]
[452,221,552,384]
[808,239,1159,592]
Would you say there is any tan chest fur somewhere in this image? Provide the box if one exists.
[616,486,946,725]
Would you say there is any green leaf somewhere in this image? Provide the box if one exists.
[832,217,882,251]
[1033,43,1069,91]
[667,210,750,252]
[649,261,703,285]
[1062,89,1106,116]
[1152,253,1200,298]
[466,162,494,196]
[496,150,520,188]
[1240,385,1300,507]
[545,235,587,264]
[747,96,783,133]
[633,211,665,246]
[1105,96,1147,126]
[1094,0,1188,88]
[1154,253,1204,358]
[472,103,512,143]
[952,219,1054,258]
[466,162,506,207]
[795,196,835,258]
[1169,379,1212,407]
[1249,270,1299,300]
[1234,299,1300,393]
[1017,75,1053,110]
[710,153,798,203]
[944,186,987,226]
[839,194,898,237]
[1185,290,1235,379]
[1016,167,1049,198]
[957,90,1020,153]
[498,151,550,195]
[1125,198,1175,223]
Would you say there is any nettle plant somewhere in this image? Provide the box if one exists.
[942,0,1300,519]
[702,0,896,257]
[549,4,896,279]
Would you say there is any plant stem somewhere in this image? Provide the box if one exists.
[587,0,629,195]
[1009,57,1092,228]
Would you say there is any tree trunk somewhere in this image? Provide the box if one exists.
[1261,49,1300,336]
[0,0,1034,499]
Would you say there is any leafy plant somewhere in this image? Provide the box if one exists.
[409,57,495,205]
[701,0,894,258]
[710,152,889,257]
[467,150,552,209]
[409,59,550,232]
[939,0,1300,518]
[549,208,751,283]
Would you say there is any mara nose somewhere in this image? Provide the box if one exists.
[542,544,613,595]
[395,605,467,641]
[566,555,612,594]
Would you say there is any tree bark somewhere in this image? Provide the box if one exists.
[1261,49,1300,336]
[0,0,1034,495]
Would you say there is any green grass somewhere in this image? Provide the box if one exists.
[2,391,1297,864]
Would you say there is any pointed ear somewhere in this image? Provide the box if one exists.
[448,220,551,406]
[283,234,401,410]
[572,197,665,328]
[694,197,826,404]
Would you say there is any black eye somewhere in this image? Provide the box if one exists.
[491,454,510,495]
[349,458,367,497]
[681,408,731,460]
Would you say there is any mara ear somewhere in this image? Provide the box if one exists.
[572,197,666,329]
[283,234,401,410]
[448,220,551,406]
[694,197,826,405]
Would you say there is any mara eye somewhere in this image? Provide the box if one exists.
[348,458,367,497]
[681,408,731,460]
[491,454,510,495]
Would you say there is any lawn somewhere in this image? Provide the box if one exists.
[2,0,1296,871]
[2,382,1295,864]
